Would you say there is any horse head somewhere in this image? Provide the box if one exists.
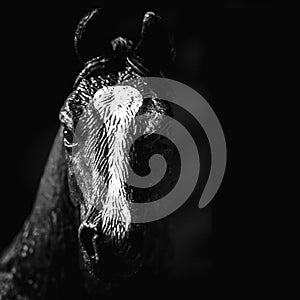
[59,8,175,281]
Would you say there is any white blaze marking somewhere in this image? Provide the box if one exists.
[92,86,143,238]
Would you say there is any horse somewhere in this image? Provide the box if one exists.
[0,9,176,300]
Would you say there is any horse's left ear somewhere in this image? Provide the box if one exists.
[74,8,113,63]
[135,12,175,73]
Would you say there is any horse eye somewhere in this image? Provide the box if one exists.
[63,127,77,148]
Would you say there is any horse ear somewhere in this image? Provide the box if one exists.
[135,12,175,73]
[74,8,113,63]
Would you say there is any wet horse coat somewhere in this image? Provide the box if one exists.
[0,9,175,299]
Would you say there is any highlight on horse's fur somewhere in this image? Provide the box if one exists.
[0,8,175,299]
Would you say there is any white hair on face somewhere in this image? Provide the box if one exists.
[71,80,165,240]
[71,85,143,240]
[93,86,143,239]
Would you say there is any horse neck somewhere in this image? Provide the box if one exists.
[1,126,84,298]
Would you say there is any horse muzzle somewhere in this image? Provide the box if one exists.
[78,222,143,280]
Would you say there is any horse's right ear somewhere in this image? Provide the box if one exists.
[135,12,175,73]
[74,8,113,63]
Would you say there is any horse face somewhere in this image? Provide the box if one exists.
[59,9,174,281]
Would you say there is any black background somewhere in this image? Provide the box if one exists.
[0,1,281,298]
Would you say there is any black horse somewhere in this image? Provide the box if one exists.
[0,9,176,299]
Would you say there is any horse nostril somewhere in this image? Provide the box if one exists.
[79,225,97,257]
